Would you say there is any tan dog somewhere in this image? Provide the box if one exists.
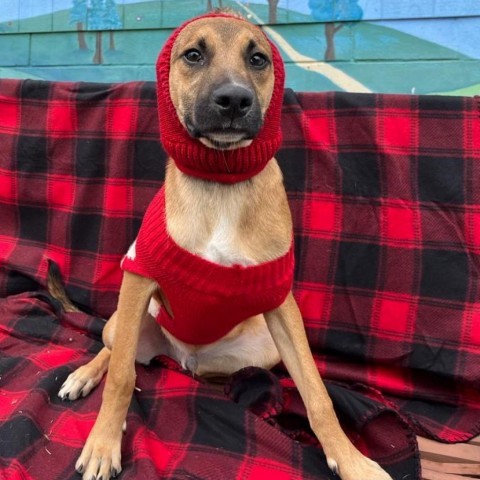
[58,13,393,480]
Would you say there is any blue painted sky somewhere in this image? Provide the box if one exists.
[1,0,157,22]
[2,0,480,23]
[376,17,480,59]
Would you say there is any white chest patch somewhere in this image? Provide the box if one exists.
[125,240,137,260]
[202,203,255,267]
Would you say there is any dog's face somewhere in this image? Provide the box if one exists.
[169,16,275,150]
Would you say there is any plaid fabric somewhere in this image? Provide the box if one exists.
[0,78,478,478]
[279,91,480,443]
[0,79,164,318]
[0,291,416,479]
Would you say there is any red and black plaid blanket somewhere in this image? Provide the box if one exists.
[1,78,479,479]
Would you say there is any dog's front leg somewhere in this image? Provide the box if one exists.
[76,271,157,480]
[264,292,393,480]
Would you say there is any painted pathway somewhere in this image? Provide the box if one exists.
[235,1,372,93]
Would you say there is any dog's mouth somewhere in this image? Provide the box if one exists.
[200,129,254,150]
[185,119,255,150]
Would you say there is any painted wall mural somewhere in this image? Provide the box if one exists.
[70,0,123,63]
[0,0,479,95]
[309,0,363,61]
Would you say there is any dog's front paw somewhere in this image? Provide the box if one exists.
[76,430,122,480]
[325,446,392,480]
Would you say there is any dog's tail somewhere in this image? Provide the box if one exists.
[46,259,81,313]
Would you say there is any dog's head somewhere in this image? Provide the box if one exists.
[169,14,275,150]
[156,13,285,183]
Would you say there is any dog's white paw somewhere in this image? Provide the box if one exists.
[58,365,103,400]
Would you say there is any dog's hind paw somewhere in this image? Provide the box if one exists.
[58,348,110,401]
[58,365,103,400]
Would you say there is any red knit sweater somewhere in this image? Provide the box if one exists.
[121,187,294,345]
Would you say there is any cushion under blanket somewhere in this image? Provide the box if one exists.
[1,78,479,479]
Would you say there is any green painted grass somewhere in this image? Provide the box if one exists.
[0,67,43,79]
[433,83,480,96]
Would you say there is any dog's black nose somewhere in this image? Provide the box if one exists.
[212,84,254,119]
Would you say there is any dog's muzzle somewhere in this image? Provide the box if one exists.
[212,84,254,121]
[187,82,263,148]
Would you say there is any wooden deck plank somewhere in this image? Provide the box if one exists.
[422,470,479,480]
[419,435,480,480]
[422,459,480,475]
[418,436,480,463]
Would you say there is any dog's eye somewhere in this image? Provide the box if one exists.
[184,49,203,64]
[250,53,268,69]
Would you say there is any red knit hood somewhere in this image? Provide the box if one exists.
[156,13,285,184]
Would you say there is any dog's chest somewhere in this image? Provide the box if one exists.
[200,200,256,267]
[166,179,259,268]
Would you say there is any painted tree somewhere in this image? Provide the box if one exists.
[206,0,223,11]
[87,0,122,64]
[104,0,123,50]
[268,0,279,24]
[70,0,88,50]
[309,0,363,61]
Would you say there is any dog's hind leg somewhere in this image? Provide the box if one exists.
[47,258,113,401]
[58,303,169,401]
[58,311,118,401]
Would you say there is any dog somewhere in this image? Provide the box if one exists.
[58,12,393,480]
